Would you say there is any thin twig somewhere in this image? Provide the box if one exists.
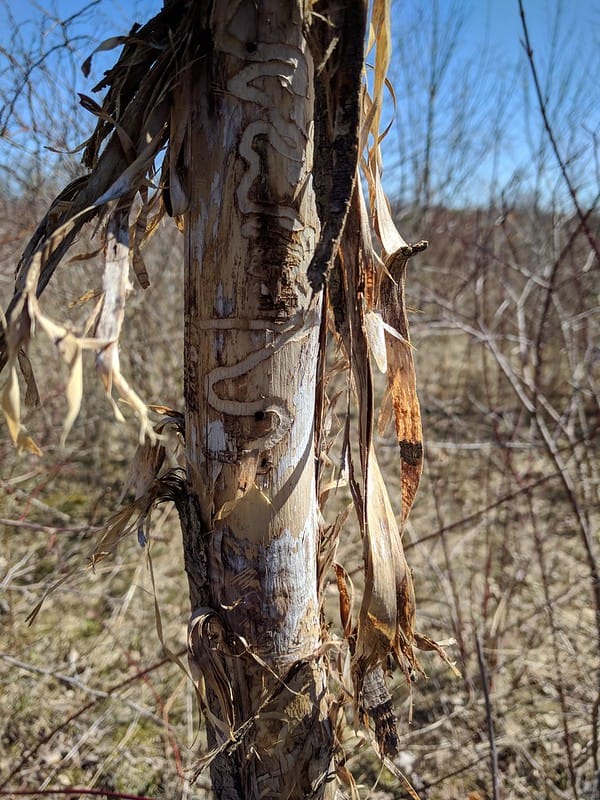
[531,190,600,400]
[0,517,99,533]
[405,473,555,550]
[0,653,172,731]
[0,650,186,789]
[518,0,600,264]
[523,484,580,799]
[476,633,500,800]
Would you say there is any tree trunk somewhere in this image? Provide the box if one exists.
[1,0,422,795]
[179,2,334,796]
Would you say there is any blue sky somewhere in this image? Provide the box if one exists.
[458,0,598,63]
[386,0,600,205]
[1,0,599,207]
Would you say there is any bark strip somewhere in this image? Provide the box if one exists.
[181,3,336,796]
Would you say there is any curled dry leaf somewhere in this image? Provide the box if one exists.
[365,309,388,373]
[188,607,236,737]
[1,361,42,456]
[81,34,131,78]
[17,349,40,408]
[1,293,41,455]
[120,436,166,503]
[91,467,181,564]
[130,188,152,289]
[334,563,353,638]
[380,245,427,523]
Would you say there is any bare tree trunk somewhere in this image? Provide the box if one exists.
[179,2,334,796]
[0,0,422,795]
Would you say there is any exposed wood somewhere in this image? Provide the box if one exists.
[0,1,430,795]
[181,2,336,795]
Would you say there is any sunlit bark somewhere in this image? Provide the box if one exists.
[180,3,334,796]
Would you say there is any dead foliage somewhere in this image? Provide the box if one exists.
[0,1,502,797]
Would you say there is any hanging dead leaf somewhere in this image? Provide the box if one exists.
[188,607,236,736]
[1,362,42,456]
[82,35,131,77]
[68,288,102,307]
[379,246,426,523]
[335,563,354,638]
[120,435,166,503]
[17,349,40,408]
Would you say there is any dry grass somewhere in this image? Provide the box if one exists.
[1,202,599,799]
[1,1,598,795]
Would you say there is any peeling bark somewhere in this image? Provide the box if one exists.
[179,2,335,796]
[0,0,428,794]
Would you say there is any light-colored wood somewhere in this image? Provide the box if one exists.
[181,2,336,796]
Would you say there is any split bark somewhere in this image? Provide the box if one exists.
[179,3,335,797]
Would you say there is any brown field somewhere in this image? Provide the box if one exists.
[1,199,599,799]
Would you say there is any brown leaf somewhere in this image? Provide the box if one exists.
[335,563,353,638]
[81,35,130,77]
[1,362,42,456]
[17,349,40,408]
[120,436,166,503]
[380,247,425,523]
[188,608,235,735]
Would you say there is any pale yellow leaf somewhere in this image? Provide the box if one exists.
[1,362,42,456]
[2,363,22,446]
[60,343,83,446]
[365,310,387,373]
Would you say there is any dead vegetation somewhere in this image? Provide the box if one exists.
[1,200,598,798]
[0,1,599,798]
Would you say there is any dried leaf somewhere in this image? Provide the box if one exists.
[92,501,139,557]
[335,563,353,638]
[25,570,76,625]
[60,341,83,446]
[132,249,150,292]
[120,436,166,503]
[148,403,176,417]
[82,35,130,77]
[188,607,235,735]
[414,632,461,677]
[78,93,104,116]
[1,362,42,455]
[373,166,408,257]
[357,451,418,674]
[365,310,387,373]
[68,289,102,308]
[367,0,392,138]
[93,145,161,208]
[129,188,152,289]
[30,305,85,446]
[380,247,425,522]
[332,168,421,735]
[381,756,422,800]
[147,548,189,673]
[17,349,40,408]
[166,76,190,216]
[67,248,103,265]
